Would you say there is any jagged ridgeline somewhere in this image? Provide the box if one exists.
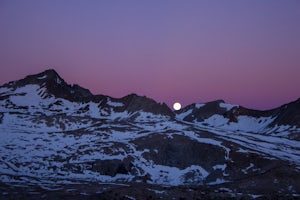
[0,69,299,199]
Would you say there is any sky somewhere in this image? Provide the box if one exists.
[0,0,299,110]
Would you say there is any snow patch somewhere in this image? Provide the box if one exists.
[107,100,124,107]
[202,115,275,133]
[242,163,254,174]
[8,84,56,110]
[56,77,62,84]
[142,164,209,185]
[0,87,11,94]
[213,164,227,171]
[195,103,205,109]
[219,103,237,111]
[176,109,193,120]
[37,75,47,79]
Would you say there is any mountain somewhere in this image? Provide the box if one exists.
[0,69,299,199]
[177,98,300,140]
[3,69,94,101]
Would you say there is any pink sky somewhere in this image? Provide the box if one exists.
[0,1,299,110]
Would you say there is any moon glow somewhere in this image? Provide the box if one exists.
[173,102,181,110]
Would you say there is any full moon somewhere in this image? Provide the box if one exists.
[173,102,181,110]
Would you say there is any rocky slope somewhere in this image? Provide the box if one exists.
[0,69,299,199]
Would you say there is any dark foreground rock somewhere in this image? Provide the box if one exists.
[1,182,300,200]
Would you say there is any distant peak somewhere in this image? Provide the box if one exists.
[214,99,226,104]
[34,69,66,85]
[32,69,93,101]
[38,69,60,79]
[126,93,138,98]
[43,68,58,74]
[202,99,225,105]
[119,93,174,117]
[121,93,149,102]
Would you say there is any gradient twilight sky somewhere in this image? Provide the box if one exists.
[0,1,300,110]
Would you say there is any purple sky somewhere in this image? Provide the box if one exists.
[0,1,300,110]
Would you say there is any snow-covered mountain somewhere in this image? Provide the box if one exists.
[0,69,299,199]
[177,98,300,140]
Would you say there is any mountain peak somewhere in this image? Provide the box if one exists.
[41,68,59,75]
[213,99,225,103]
[36,69,64,84]
[3,69,64,88]
[37,70,93,101]
[120,93,174,117]
[2,69,93,102]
